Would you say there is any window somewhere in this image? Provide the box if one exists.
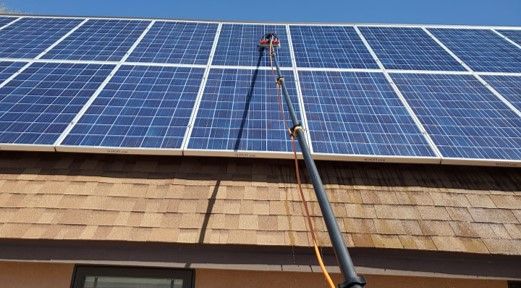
[509,282,521,288]
[71,265,194,288]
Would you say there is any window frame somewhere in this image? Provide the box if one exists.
[70,265,195,288]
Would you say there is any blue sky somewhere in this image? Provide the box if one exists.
[2,0,521,26]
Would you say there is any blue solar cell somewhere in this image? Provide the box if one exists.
[188,68,300,152]
[0,61,25,83]
[43,19,149,61]
[0,18,82,59]
[430,28,521,72]
[359,27,466,71]
[128,21,218,64]
[63,65,204,149]
[0,16,17,27]
[212,24,292,67]
[497,30,521,46]
[290,26,378,69]
[0,62,113,145]
[392,73,521,160]
[299,71,434,157]
[482,75,521,111]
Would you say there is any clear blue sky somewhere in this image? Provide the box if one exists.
[3,0,521,26]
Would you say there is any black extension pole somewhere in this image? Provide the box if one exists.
[263,34,366,288]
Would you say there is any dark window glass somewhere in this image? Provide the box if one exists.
[71,265,194,288]
[509,281,521,288]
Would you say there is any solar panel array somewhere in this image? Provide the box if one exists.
[0,15,520,167]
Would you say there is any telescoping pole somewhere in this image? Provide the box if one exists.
[267,37,366,288]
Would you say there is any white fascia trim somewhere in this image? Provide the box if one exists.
[286,24,313,152]
[181,23,223,150]
[424,27,521,117]
[0,143,55,152]
[492,29,521,50]
[0,16,21,31]
[311,152,441,165]
[184,148,301,160]
[56,145,183,156]
[441,157,521,168]
[354,25,443,160]
[53,20,157,147]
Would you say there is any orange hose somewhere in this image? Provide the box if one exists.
[268,38,335,288]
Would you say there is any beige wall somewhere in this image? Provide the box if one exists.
[0,261,508,288]
[195,269,508,288]
[0,262,73,288]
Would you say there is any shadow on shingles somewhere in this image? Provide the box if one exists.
[0,151,519,192]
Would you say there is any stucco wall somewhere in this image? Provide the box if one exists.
[195,268,508,288]
[0,262,74,288]
[0,261,508,288]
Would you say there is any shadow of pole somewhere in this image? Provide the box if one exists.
[233,50,265,151]
[198,179,221,244]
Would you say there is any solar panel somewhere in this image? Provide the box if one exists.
[0,16,16,27]
[212,24,292,67]
[43,19,150,61]
[299,71,435,158]
[391,73,521,160]
[359,27,465,71]
[482,75,521,111]
[62,65,204,149]
[0,18,81,58]
[0,62,113,145]
[187,68,300,153]
[429,28,521,72]
[290,26,379,69]
[0,61,25,83]
[497,30,521,46]
[128,21,218,64]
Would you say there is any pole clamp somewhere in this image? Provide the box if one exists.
[338,276,366,288]
[276,76,284,85]
[289,123,303,138]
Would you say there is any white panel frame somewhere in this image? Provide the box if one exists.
[492,29,521,50]
[354,25,443,161]
[181,23,223,151]
[0,13,518,167]
[54,20,161,153]
[0,15,21,30]
[0,18,90,152]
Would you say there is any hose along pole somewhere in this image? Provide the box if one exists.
[266,36,366,288]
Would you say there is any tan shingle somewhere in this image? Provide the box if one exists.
[0,153,519,256]
[469,208,517,224]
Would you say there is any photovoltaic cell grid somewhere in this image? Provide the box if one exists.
[0,62,113,145]
[497,30,521,46]
[0,18,81,58]
[128,21,218,65]
[0,61,25,83]
[62,65,204,149]
[429,28,521,73]
[188,69,300,152]
[290,26,379,69]
[359,27,465,71]
[392,74,521,160]
[43,19,150,61]
[0,16,16,27]
[482,75,521,111]
[299,71,435,157]
[212,24,292,67]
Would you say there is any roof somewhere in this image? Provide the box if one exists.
[0,151,520,256]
